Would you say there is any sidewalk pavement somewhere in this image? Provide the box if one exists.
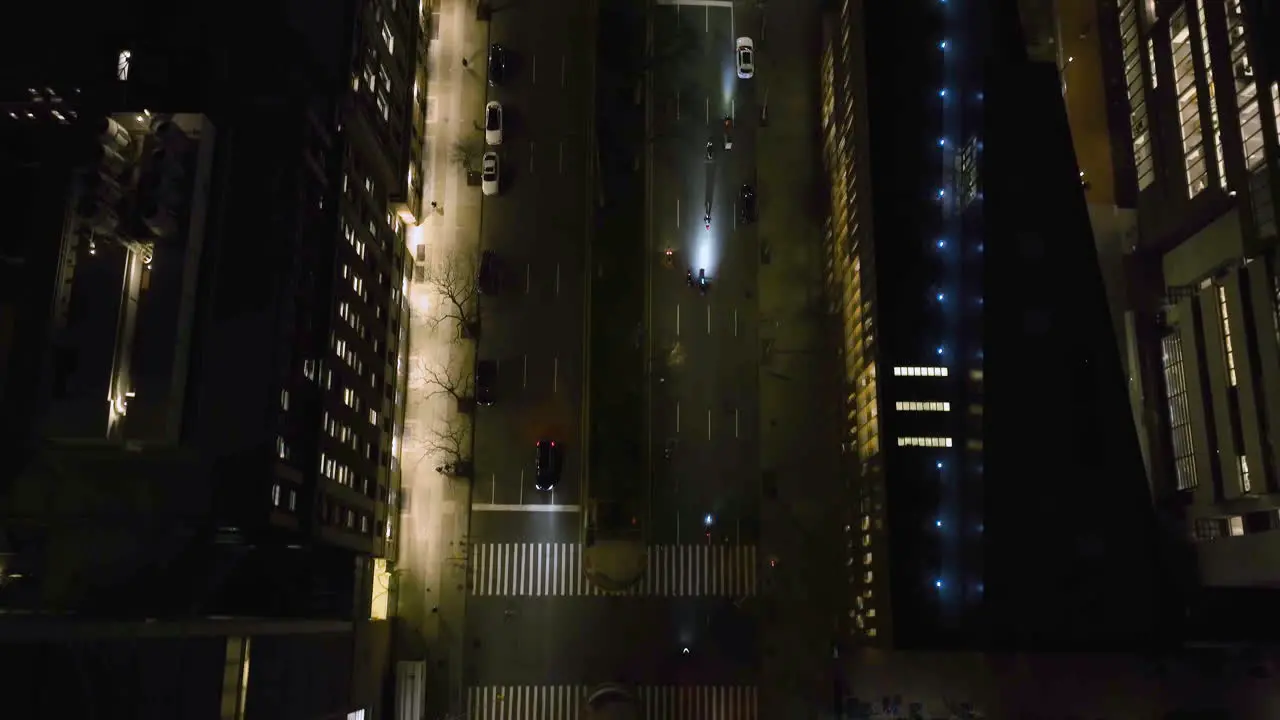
[752,0,847,717]
[393,0,491,717]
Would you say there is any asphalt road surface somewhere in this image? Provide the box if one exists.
[462,0,776,713]
[647,0,761,552]
[472,0,593,514]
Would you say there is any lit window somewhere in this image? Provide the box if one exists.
[863,571,873,583]
[376,93,389,121]
[897,437,954,447]
[892,366,949,377]
[1229,516,1245,536]
[271,483,282,506]
[863,552,872,565]
[117,50,132,80]
[382,23,395,54]
[894,401,952,412]
[1169,7,1207,197]
[276,436,289,459]
[1217,286,1237,386]
[868,628,877,638]
[288,489,297,511]
[280,389,290,410]
[369,408,380,426]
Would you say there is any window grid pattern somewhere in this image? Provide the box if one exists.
[895,401,951,412]
[1272,82,1280,160]
[1170,7,1208,197]
[1120,0,1155,189]
[1147,38,1159,89]
[1196,0,1227,189]
[897,437,953,448]
[959,136,979,208]
[1226,0,1264,170]
[893,366,949,377]
[1161,333,1198,491]
[1217,285,1238,386]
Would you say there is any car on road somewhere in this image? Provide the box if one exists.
[476,359,497,406]
[478,250,500,294]
[484,101,503,145]
[488,43,506,86]
[739,184,756,223]
[534,440,562,491]
[481,152,500,196]
[736,37,754,79]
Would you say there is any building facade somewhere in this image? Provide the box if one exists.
[0,0,420,623]
[824,0,1173,651]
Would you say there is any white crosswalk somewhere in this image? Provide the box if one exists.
[469,543,757,597]
[466,685,759,719]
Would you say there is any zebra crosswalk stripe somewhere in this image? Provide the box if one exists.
[469,543,757,597]
[465,685,758,720]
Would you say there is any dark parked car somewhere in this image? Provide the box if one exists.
[739,184,756,223]
[478,250,499,294]
[487,43,506,86]
[534,440,562,491]
[476,360,497,406]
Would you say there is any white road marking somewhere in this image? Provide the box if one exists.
[655,0,733,7]
[707,409,712,439]
[530,141,536,173]
[705,5,710,31]
[523,355,528,388]
[532,55,537,84]
[525,263,531,293]
[676,196,681,227]
[706,304,711,334]
[705,96,709,124]
[555,262,561,296]
[676,304,681,336]
[735,408,739,438]
[734,308,738,337]
[471,504,582,512]
[490,473,497,503]
[553,357,559,393]
[561,55,566,87]
[558,141,564,174]
[676,90,681,121]
[676,401,681,433]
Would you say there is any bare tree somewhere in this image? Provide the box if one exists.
[413,358,473,404]
[427,418,471,476]
[425,251,480,338]
[450,138,483,172]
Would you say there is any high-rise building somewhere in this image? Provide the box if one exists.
[823,0,1175,651]
[0,0,418,624]
[1051,0,1280,633]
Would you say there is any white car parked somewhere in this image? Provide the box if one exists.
[481,152,500,196]
[736,37,754,79]
[484,101,503,145]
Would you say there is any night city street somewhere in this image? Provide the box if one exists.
[10,0,1280,718]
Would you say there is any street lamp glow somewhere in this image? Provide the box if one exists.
[938,137,946,147]
[938,88,948,97]
[704,513,714,527]
[936,293,945,302]
[936,239,946,248]
[939,40,947,50]
[935,579,944,589]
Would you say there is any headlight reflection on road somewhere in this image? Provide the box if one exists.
[693,228,718,278]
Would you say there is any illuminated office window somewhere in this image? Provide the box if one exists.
[897,437,954,448]
[117,50,131,80]
[895,401,952,412]
[1161,334,1198,491]
[1226,0,1264,169]
[893,366,949,377]
[1217,285,1237,386]
[1119,0,1155,189]
[1170,7,1207,197]
[1195,0,1226,189]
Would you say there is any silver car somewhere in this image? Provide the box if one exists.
[481,152,500,196]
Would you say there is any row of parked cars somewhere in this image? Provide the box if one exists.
[481,43,508,196]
